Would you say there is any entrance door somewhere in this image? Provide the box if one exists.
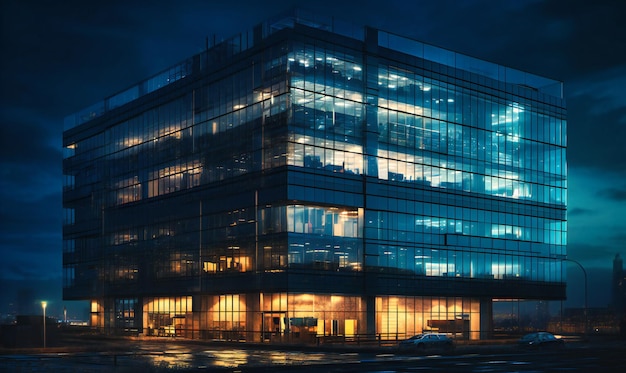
[262,312,286,341]
[173,315,186,337]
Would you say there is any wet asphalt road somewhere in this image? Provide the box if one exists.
[1,336,625,372]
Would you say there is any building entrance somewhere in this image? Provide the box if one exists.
[262,312,286,341]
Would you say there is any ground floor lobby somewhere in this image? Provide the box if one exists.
[90,293,496,342]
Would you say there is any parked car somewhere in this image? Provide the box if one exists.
[399,333,454,351]
[517,332,565,349]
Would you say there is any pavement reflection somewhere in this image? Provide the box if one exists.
[1,335,624,372]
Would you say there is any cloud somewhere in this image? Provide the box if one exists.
[612,233,626,244]
[0,245,61,280]
[566,243,624,268]
[0,190,62,281]
[567,92,626,173]
[425,0,625,84]
[568,207,595,216]
[0,189,61,238]
[598,186,626,202]
[610,232,626,247]
[529,0,626,79]
[0,108,61,162]
[568,68,626,113]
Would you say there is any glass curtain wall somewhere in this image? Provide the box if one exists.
[363,61,565,283]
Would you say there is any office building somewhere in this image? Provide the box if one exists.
[63,10,567,341]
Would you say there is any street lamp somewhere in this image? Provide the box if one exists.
[41,301,47,348]
[564,258,588,334]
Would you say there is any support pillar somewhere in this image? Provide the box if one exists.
[479,298,493,340]
[366,296,376,336]
[246,293,262,342]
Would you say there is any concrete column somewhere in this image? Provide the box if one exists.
[246,293,262,342]
[479,298,493,340]
[366,296,376,336]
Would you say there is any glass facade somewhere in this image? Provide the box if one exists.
[63,11,566,341]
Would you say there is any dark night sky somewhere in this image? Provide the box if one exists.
[1,0,625,319]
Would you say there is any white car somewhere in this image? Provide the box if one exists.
[399,333,454,351]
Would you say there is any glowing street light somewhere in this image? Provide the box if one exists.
[41,301,47,348]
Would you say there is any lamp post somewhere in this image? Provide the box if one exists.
[564,258,588,335]
[41,301,47,348]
